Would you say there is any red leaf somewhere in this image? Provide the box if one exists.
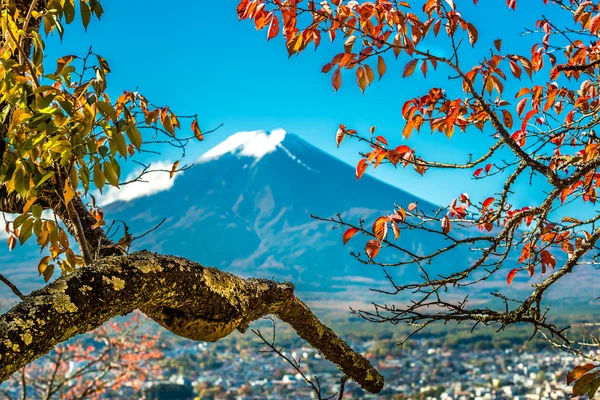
[375,136,388,146]
[267,15,279,41]
[485,163,492,173]
[507,268,519,285]
[356,159,368,180]
[482,197,495,208]
[473,168,483,177]
[365,239,381,259]
[342,227,359,245]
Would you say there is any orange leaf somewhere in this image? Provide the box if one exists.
[191,119,203,141]
[567,364,598,385]
[365,239,381,259]
[170,160,179,179]
[356,66,367,93]
[342,227,359,245]
[402,120,415,139]
[332,69,341,92]
[356,159,368,180]
[590,13,600,34]
[403,59,418,77]
[372,216,388,241]
[8,235,16,251]
[507,268,519,285]
[377,56,386,80]
[482,197,495,208]
[501,110,513,129]
[421,59,428,77]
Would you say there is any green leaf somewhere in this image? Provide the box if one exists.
[19,219,34,245]
[112,131,128,158]
[80,1,91,29]
[103,161,119,187]
[13,167,29,198]
[63,0,75,24]
[13,214,29,229]
[31,204,43,220]
[96,101,116,121]
[126,125,142,150]
[79,164,90,192]
[36,171,54,188]
[93,162,105,193]
[90,0,104,19]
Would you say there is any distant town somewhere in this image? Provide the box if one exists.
[142,329,588,399]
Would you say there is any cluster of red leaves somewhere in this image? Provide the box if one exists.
[343,203,417,259]
[335,125,426,180]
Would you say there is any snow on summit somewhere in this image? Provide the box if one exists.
[198,129,286,163]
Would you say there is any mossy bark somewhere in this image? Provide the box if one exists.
[0,251,384,393]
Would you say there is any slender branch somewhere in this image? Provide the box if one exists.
[0,272,25,300]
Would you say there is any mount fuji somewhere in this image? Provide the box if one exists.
[105,129,443,295]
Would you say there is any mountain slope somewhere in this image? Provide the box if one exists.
[107,130,442,294]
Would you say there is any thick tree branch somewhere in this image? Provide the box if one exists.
[0,251,384,393]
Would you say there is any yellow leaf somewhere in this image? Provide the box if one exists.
[38,255,51,276]
[22,196,37,214]
[63,181,75,205]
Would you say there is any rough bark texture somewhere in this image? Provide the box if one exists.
[0,251,384,393]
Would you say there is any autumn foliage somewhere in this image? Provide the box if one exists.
[238,0,600,395]
[3,314,163,399]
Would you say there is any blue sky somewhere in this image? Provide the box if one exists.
[44,0,569,207]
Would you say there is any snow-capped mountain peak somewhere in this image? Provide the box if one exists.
[198,128,286,163]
